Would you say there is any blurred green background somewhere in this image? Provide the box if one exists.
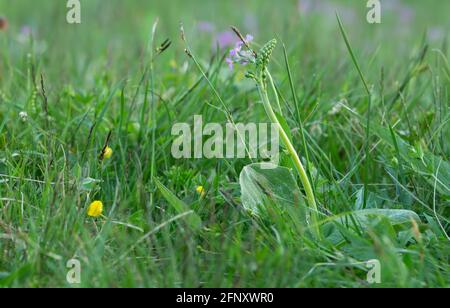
[0,0,449,288]
[1,0,449,85]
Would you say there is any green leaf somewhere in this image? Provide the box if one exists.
[336,209,420,226]
[80,177,101,192]
[323,209,421,244]
[275,111,293,145]
[154,178,202,231]
[373,122,450,197]
[239,163,305,215]
[0,264,32,287]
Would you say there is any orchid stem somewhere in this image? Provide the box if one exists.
[257,71,321,239]
[266,69,283,114]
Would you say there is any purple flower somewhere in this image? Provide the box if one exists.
[384,1,415,25]
[215,31,237,49]
[226,57,234,70]
[399,6,415,24]
[297,0,356,23]
[226,34,255,70]
[298,0,314,14]
[17,25,36,43]
[197,21,215,33]
[428,27,445,42]
[20,25,33,35]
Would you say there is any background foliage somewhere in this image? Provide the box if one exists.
[0,0,448,287]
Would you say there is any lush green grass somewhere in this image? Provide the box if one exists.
[0,0,449,287]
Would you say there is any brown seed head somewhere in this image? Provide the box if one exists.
[0,17,8,31]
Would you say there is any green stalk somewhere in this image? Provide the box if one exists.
[257,73,321,239]
[336,14,372,209]
[148,20,158,214]
[266,69,283,114]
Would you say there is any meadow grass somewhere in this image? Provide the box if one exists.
[0,0,449,287]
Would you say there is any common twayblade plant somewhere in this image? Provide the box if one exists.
[234,36,321,239]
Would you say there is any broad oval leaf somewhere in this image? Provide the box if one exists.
[239,163,305,215]
[345,209,420,226]
[80,177,102,192]
[323,209,421,245]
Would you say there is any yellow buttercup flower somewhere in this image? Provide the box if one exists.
[103,146,113,160]
[87,200,103,218]
[196,186,206,198]
[169,59,177,69]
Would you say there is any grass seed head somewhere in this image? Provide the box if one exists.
[0,17,8,31]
